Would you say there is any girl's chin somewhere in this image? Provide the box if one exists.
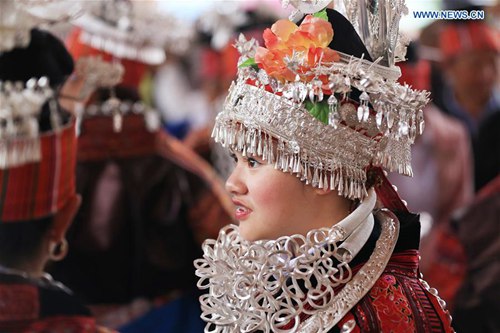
[238,225,263,242]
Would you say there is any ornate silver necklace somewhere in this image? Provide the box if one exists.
[195,189,399,332]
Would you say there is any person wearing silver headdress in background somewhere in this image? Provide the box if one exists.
[44,1,233,330]
[0,1,114,331]
[194,1,455,332]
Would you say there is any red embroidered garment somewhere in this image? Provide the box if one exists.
[338,250,454,333]
[0,120,77,222]
[274,214,455,333]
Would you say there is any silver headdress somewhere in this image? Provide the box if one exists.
[283,0,410,66]
[0,0,83,53]
[0,77,59,168]
[72,0,195,65]
[340,0,409,67]
[197,2,250,51]
[212,0,429,200]
[83,98,160,134]
[72,56,160,134]
[73,56,125,101]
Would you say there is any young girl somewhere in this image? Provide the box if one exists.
[195,2,454,332]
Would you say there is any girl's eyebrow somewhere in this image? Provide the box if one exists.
[249,154,264,163]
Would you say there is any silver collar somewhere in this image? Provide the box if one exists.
[194,190,399,332]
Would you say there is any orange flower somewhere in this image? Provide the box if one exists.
[255,15,340,83]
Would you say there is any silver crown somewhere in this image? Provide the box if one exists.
[215,31,428,199]
[283,0,333,15]
[282,0,409,67]
[0,0,83,52]
[73,0,195,65]
[341,0,409,67]
[82,98,160,134]
[73,56,125,101]
[197,3,255,51]
[73,56,160,135]
[0,77,59,168]
[73,55,158,134]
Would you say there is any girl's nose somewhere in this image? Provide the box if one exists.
[225,163,247,195]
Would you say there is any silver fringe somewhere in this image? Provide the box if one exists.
[0,77,53,168]
[212,81,414,200]
[0,138,41,169]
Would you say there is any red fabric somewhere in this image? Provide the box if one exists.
[0,120,77,222]
[2,316,97,333]
[66,28,147,89]
[347,250,454,333]
[475,173,500,203]
[0,284,39,322]
[29,316,96,332]
[0,279,99,333]
[440,22,499,61]
[200,45,239,82]
[420,224,467,311]
[368,274,417,332]
[77,115,157,161]
[281,250,454,332]
[200,48,221,80]
[277,249,454,332]
[372,167,409,213]
[221,44,239,81]
[398,60,431,91]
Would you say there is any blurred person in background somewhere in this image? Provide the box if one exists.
[0,23,112,332]
[48,1,233,331]
[154,5,277,152]
[452,111,500,332]
[390,42,474,228]
[389,41,474,311]
[51,83,231,327]
[438,18,499,144]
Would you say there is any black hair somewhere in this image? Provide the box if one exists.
[475,111,500,191]
[0,28,73,130]
[0,216,54,268]
[324,9,373,105]
[92,86,140,104]
[325,9,373,62]
[0,28,74,89]
[0,28,73,269]
[237,9,277,34]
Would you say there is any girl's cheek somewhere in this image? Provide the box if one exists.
[257,178,286,203]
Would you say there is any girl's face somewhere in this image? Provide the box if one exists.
[226,151,316,241]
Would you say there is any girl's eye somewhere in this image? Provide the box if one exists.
[229,153,237,163]
[247,158,260,168]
